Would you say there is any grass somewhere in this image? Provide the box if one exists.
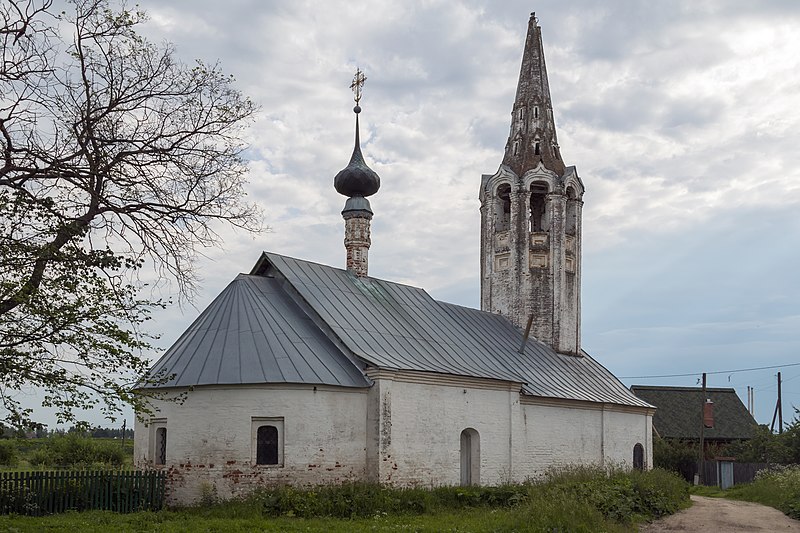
[0,467,690,532]
[723,465,800,518]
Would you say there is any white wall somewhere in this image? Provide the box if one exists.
[134,377,653,505]
[135,385,368,505]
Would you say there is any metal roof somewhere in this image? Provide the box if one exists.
[254,252,652,408]
[144,274,370,388]
[631,386,756,440]
[145,251,652,408]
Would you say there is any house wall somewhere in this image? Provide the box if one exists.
[135,385,368,505]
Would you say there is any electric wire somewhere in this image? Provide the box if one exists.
[619,361,800,380]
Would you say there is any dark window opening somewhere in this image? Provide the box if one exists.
[534,106,539,119]
[633,443,644,471]
[513,141,519,156]
[495,184,512,232]
[534,142,541,156]
[530,183,547,232]
[257,425,279,465]
[155,427,167,465]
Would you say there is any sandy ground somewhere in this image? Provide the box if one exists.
[639,495,800,532]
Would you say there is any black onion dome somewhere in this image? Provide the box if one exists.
[334,111,381,198]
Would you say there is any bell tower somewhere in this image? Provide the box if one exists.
[479,13,585,355]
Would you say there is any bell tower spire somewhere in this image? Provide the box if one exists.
[479,14,585,355]
[503,12,565,177]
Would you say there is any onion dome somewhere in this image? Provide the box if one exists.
[334,106,381,198]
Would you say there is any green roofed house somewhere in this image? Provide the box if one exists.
[630,386,758,443]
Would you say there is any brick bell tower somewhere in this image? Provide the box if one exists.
[479,13,585,355]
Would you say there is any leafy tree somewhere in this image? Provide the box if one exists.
[0,0,260,426]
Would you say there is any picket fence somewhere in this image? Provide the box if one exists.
[0,469,166,515]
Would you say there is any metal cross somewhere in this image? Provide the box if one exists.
[350,68,367,105]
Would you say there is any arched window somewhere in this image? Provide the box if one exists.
[256,425,279,465]
[460,428,480,486]
[529,182,548,233]
[633,443,644,471]
[495,184,511,232]
[534,141,541,156]
[155,427,167,465]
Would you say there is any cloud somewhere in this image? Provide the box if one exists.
[31,0,800,428]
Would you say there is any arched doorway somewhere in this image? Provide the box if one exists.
[633,443,644,471]
[460,428,480,486]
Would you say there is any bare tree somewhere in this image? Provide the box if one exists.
[0,0,261,426]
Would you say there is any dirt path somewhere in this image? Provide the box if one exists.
[639,495,800,532]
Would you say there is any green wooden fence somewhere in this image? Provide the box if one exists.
[0,470,166,515]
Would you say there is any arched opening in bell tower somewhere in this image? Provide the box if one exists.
[495,184,511,232]
[529,182,548,233]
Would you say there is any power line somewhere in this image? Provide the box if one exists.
[619,361,800,380]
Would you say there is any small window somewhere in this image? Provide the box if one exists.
[534,106,539,119]
[155,428,167,465]
[513,140,520,156]
[149,418,167,466]
[633,443,644,471]
[534,141,541,156]
[252,417,284,467]
[257,426,279,465]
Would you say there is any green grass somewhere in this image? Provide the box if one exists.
[723,465,800,518]
[0,467,690,532]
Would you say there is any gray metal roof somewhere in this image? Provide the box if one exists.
[144,274,370,388]
[253,252,652,408]
[145,250,651,408]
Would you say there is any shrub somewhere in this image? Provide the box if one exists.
[0,439,19,466]
[729,464,800,519]
[26,435,126,467]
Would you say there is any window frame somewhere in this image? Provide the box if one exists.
[149,418,168,466]
[251,417,284,467]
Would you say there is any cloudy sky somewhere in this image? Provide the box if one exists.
[42,0,800,428]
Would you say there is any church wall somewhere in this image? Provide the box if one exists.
[371,378,517,486]
[513,402,653,478]
[134,385,368,505]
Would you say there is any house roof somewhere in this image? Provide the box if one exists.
[630,385,757,441]
[144,251,651,409]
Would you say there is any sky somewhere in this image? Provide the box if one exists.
[33,0,800,429]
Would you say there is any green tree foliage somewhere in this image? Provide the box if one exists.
[0,0,260,427]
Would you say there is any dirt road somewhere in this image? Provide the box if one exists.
[640,495,800,532]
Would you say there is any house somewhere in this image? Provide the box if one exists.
[630,386,757,443]
[134,13,655,505]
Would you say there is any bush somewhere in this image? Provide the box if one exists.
[26,435,126,468]
[728,464,800,519]
[0,439,18,466]
[248,467,688,525]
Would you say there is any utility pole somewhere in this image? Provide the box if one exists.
[778,372,783,434]
[698,372,707,485]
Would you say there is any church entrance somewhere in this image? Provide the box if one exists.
[460,428,480,486]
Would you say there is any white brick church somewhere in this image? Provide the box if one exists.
[135,13,654,505]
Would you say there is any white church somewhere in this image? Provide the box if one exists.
[134,13,654,505]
